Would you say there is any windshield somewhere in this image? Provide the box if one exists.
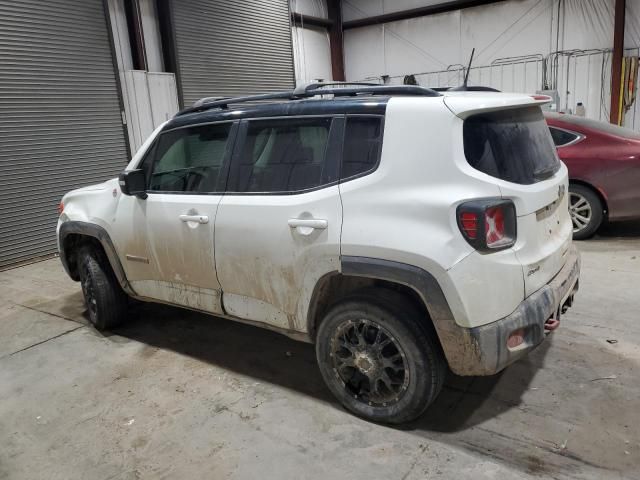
[464,107,560,185]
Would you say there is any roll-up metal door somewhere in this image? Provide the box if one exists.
[170,0,295,106]
[0,0,129,268]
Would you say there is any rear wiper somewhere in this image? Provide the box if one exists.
[533,164,558,180]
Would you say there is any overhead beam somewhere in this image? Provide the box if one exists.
[343,0,506,30]
[290,12,333,29]
[610,0,626,125]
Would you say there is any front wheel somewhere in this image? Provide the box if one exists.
[315,290,446,424]
[78,246,128,330]
[569,184,604,240]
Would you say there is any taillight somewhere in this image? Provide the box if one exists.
[457,199,516,252]
[57,201,64,215]
[459,212,478,239]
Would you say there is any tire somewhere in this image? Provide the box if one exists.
[569,184,604,240]
[77,245,128,330]
[315,289,446,424]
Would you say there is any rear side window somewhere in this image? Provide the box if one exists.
[549,126,580,147]
[341,116,383,179]
[463,107,560,185]
[148,123,232,193]
[230,117,333,193]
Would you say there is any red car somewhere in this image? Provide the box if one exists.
[545,112,640,239]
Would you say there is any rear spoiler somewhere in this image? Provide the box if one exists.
[443,93,552,119]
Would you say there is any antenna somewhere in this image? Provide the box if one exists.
[463,48,475,88]
[451,48,475,91]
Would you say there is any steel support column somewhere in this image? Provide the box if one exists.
[610,0,626,125]
[327,0,345,81]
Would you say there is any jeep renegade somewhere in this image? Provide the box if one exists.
[58,83,580,424]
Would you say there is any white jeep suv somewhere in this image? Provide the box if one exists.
[57,83,580,424]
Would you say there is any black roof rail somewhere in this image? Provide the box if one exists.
[176,82,441,117]
[292,81,381,96]
[431,86,501,92]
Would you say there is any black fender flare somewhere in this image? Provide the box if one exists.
[339,256,476,374]
[58,221,136,296]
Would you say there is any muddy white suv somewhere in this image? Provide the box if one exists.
[58,83,580,424]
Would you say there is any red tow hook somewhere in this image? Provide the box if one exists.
[545,317,560,331]
[546,293,574,332]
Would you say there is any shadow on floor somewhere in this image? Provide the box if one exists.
[101,299,550,434]
[595,220,640,238]
[114,302,333,402]
[413,339,551,432]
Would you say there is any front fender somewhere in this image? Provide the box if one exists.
[58,221,135,296]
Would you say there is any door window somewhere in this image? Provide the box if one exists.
[548,126,580,147]
[341,116,383,179]
[148,123,232,193]
[230,117,334,193]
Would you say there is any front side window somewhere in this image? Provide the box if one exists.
[463,107,560,185]
[231,117,333,193]
[148,123,232,193]
[549,126,580,147]
[341,116,383,179]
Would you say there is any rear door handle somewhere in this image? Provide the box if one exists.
[288,218,328,230]
[179,214,209,224]
[288,218,328,236]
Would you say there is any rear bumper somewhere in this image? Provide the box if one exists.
[450,244,580,376]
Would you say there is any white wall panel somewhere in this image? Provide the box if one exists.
[626,0,640,47]
[343,0,640,128]
[139,0,164,72]
[343,0,448,22]
[344,0,556,81]
[344,25,386,80]
[382,12,461,74]
[461,0,552,65]
[106,0,133,71]
[342,0,628,79]
[562,0,614,50]
[121,71,179,154]
[342,0,383,22]
[291,0,328,18]
[292,24,333,84]
[147,73,180,126]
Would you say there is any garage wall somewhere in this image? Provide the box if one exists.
[343,0,460,21]
[0,0,129,269]
[343,0,626,79]
[107,0,179,155]
[291,0,333,85]
[170,0,296,106]
[342,0,640,128]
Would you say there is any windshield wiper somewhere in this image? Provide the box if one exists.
[533,163,559,181]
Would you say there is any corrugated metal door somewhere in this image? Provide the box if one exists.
[0,0,129,268]
[170,0,295,106]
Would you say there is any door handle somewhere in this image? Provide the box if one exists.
[179,214,209,224]
[288,218,328,230]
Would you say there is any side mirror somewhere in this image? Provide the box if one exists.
[119,169,147,199]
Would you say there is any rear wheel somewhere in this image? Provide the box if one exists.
[569,184,604,240]
[315,290,446,424]
[77,246,128,330]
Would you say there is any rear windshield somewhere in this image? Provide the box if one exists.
[463,106,560,185]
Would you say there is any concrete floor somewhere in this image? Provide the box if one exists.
[1,224,639,480]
